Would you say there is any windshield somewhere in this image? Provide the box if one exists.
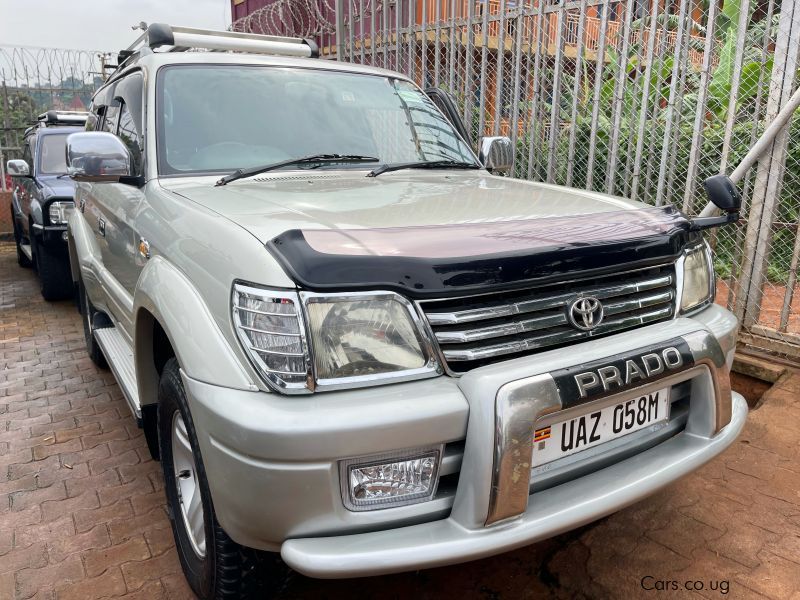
[156,65,476,175]
[39,133,69,174]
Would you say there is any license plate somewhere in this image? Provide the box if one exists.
[532,387,671,467]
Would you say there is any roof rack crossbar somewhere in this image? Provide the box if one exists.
[122,23,319,60]
[36,111,90,126]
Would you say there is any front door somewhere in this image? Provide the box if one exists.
[82,72,147,342]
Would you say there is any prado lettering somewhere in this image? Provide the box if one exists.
[574,347,685,398]
[551,340,694,407]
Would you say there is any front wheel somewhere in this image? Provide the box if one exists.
[157,358,285,599]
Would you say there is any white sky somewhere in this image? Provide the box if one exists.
[0,0,232,51]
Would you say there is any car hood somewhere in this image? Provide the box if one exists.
[161,170,645,243]
[161,170,693,296]
[39,175,76,199]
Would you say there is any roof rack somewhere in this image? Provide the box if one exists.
[36,110,90,126]
[118,23,319,65]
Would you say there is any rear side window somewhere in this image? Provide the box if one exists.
[38,134,69,174]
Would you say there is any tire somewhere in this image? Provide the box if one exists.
[12,217,32,268]
[33,234,73,301]
[78,279,108,369]
[157,358,285,599]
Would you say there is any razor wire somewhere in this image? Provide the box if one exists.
[230,0,384,38]
[0,45,108,156]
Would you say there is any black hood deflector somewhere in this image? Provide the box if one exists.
[266,206,698,299]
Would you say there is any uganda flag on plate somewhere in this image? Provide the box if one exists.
[534,426,551,443]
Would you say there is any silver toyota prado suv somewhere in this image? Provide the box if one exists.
[66,23,748,599]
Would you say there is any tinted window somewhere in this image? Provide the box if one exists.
[157,66,475,175]
[22,138,33,170]
[38,134,69,174]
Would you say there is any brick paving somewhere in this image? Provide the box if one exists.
[1,240,799,599]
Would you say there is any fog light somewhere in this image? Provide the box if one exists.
[340,447,442,511]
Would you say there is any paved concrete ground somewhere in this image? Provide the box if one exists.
[2,241,799,599]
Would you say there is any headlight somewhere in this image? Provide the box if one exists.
[304,293,431,382]
[232,284,440,393]
[680,243,714,313]
[48,200,75,225]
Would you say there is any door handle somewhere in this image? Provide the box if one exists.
[98,218,106,237]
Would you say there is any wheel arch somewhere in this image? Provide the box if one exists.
[133,256,256,459]
[133,256,254,458]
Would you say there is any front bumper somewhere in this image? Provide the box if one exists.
[32,223,69,247]
[184,304,745,577]
[283,393,747,577]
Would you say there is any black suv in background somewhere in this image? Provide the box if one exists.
[7,111,88,300]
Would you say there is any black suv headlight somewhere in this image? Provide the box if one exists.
[48,200,75,226]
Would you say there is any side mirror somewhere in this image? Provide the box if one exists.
[6,159,30,177]
[704,174,742,213]
[689,175,742,231]
[479,136,514,176]
[66,131,133,183]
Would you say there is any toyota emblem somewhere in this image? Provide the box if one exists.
[567,296,604,331]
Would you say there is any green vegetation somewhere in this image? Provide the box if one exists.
[509,4,798,283]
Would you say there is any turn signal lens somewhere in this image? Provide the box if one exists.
[231,284,309,392]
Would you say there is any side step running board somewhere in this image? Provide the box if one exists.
[93,328,142,422]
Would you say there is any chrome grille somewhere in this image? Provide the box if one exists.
[419,264,677,373]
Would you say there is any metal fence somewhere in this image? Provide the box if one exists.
[0,46,108,188]
[233,0,800,363]
[2,8,799,362]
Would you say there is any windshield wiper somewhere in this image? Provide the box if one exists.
[215,154,380,186]
[366,160,481,178]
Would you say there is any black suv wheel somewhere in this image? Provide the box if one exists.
[157,358,286,599]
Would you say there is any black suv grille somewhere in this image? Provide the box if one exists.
[420,263,677,373]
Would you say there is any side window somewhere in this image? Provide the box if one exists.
[101,103,120,134]
[117,103,143,175]
[22,138,33,171]
[89,84,114,132]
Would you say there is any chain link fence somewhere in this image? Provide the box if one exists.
[233,0,800,363]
